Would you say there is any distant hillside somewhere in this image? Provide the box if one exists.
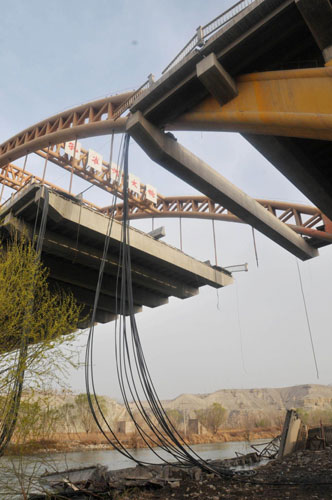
[158,384,332,427]
[32,384,332,431]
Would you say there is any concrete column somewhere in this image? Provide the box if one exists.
[296,0,332,63]
[126,111,318,261]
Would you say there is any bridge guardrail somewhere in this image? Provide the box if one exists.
[162,0,255,74]
[113,0,256,120]
[113,79,150,120]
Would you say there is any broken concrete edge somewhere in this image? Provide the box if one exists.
[44,188,233,289]
[0,183,233,291]
[126,111,318,261]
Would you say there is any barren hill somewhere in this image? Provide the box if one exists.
[158,384,332,427]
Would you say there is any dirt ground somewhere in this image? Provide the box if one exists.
[119,447,332,500]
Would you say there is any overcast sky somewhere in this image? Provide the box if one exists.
[1,0,331,401]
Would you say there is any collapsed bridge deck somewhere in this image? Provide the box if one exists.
[0,184,233,326]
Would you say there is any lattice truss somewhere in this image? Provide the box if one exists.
[0,142,331,248]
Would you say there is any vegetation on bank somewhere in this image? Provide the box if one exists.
[0,237,83,456]
[6,393,332,456]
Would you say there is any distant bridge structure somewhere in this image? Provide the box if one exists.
[0,0,332,323]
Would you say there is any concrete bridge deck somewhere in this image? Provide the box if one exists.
[0,184,233,326]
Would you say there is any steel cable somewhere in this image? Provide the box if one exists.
[84,134,235,476]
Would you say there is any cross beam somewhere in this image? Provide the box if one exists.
[126,111,318,261]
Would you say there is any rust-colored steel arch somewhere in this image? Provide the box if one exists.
[0,93,131,168]
[2,67,332,170]
[105,196,332,246]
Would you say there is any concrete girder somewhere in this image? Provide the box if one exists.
[41,189,229,291]
[196,53,238,106]
[48,278,142,317]
[41,234,200,300]
[78,307,118,326]
[296,0,332,62]
[2,213,197,301]
[126,111,317,261]
[169,67,332,142]
[42,253,169,309]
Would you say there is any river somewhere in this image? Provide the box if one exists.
[0,439,267,498]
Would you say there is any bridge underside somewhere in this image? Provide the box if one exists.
[132,0,332,223]
[0,185,233,327]
[0,0,331,267]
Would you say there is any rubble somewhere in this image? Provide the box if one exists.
[28,445,332,499]
[28,411,332,499]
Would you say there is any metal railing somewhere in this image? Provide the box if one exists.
[162,0,256,74]
[113,79,150,120]
[113,0,256,120]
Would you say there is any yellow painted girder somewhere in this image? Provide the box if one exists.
[170,67,332,141]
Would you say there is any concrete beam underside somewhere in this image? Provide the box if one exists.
[1,187,233,325]
[127,111,318,261]
[296,0,332,62]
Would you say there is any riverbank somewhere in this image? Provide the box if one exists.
[6,427,280,456]
[26,445,332,499]
[132,447,332,500]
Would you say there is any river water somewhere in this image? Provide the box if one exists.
[0,439,267,497]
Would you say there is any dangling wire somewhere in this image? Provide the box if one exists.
[0,184,5,205]
[109,130,115,169]
[179,217,183,251]
[41,145,50,184]
[251,227,259,268]
[295,259,319,379]
[68,138,78,194]
[235,279,247,375]
[212,219,218,267]
[211,219,222,311]
[84,134,235,477]
[22,152,29,173]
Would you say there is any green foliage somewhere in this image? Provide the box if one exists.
[0,238,81,355]
[74,393,108,434]
[195,403,227,433]
[0,237,83,453]
[166,409,183,429]
[254,418,271,428]
[296,407,332,426]
[58,401,77,434]
[12,396,61,445]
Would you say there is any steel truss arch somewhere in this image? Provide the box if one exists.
[0,93,131,168]
[1,147,331,248]
[2,67,332,169]
[106,196,332,247]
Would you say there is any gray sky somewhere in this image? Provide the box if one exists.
[1,0,331,400]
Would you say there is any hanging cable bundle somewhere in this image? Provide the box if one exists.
[85,134,236,477]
